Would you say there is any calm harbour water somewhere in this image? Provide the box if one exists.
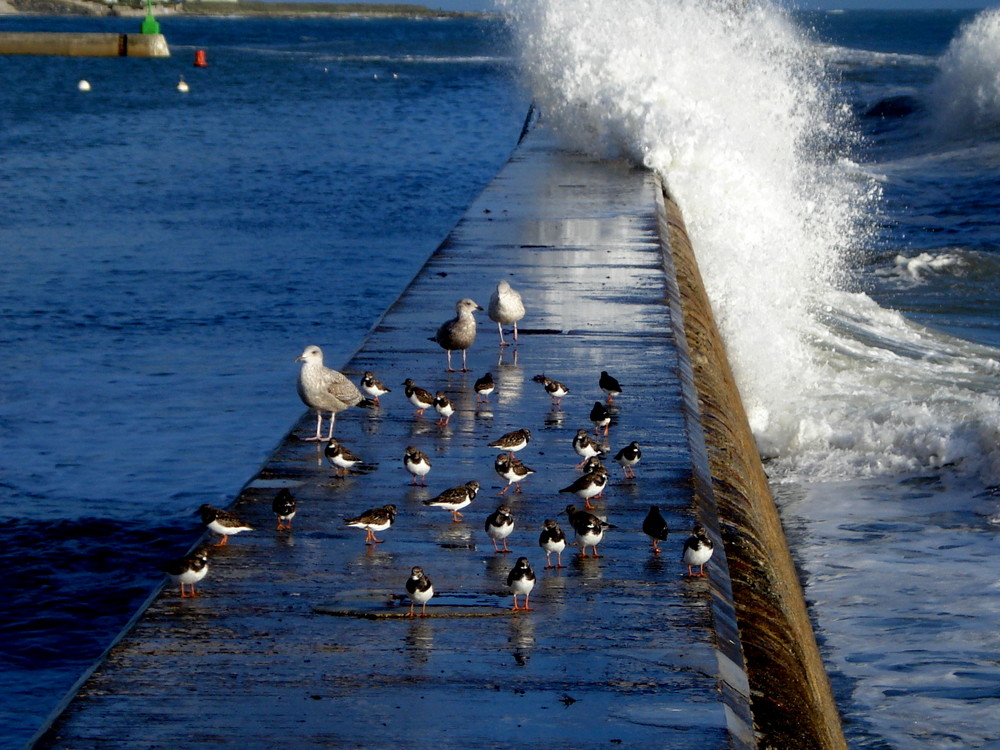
[3,6,1000,749]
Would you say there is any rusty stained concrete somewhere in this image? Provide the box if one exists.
[34,128,755,749]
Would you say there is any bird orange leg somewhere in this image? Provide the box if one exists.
[584,499,595,510]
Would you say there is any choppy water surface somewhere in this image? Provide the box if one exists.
[0,15,524,747]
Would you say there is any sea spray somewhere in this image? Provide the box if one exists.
[500,0,1000,483]
[928,8,1000,139]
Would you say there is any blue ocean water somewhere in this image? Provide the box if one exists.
[0,14,524,748]
[5,6,1000,750]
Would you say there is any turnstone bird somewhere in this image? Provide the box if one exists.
[359,371,391,405]
[343,504,397,545]
[531,374,570,408]
[423,480,480,522]
[199,504,253,546]
[599,370,622,403]
[579,456,605,475]
[682,523,714,577]
[488,428,532,456]
[642,505,669,554]
[271,488,297,530]
[431,297,483,372]
[325,438,362,478]
[590,401,611,436]
[474,372,495,403]
[405,566,434,617]
[506,557,536,610]
[562,504,614,558]
[433,391,455,426]
[159,549,209,598]
[403,446,432,486]
[558,464,608,510]
[614,441,642,480]
[494,453,535,495]
[572,428,605,468]
[295,345,363,441]
[488,279,525,346]
[485,504,515,553]
[538,519,567,569]
[402,378,435,417]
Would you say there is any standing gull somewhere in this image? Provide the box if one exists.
[488,280,525,346]
[295,345,363,441]
[431,297,483,372]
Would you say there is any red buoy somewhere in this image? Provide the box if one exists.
[194,49,207,68]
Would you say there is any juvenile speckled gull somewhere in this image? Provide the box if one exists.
[488,280,525,346]
[431,297,482,372]
[295,345,363,441]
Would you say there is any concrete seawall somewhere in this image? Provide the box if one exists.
[0,32,169,56]
[658,185,846,750]
[30,126,843,749]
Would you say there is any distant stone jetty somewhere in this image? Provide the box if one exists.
[0,0,479,18]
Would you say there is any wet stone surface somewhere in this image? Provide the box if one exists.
[36,129,748,749]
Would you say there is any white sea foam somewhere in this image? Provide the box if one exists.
[499,0,1000,484]
[928,8,1000,138]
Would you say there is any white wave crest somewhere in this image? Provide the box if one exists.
[499,0,1000,484]
[928,9,1000,138]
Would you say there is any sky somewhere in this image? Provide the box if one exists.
[400,0,995,11]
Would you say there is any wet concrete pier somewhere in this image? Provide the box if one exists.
[32,127,841,749]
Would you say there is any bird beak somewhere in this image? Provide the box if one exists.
[295,355,304,362]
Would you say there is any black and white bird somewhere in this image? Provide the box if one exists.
[405,566,434,617]
[431,297,483,372]
[562,504,615,559]
[343,504,397,545]
[474,372,495,403]
[403,446,432,486]
[433,391,455,427]
[614,441,642,480]
[506,557,536,611]
[295,345,364,441]
[488,279,525,347]
[199,504,253,547]
[642,505,669,555]
[599,370,622,403]
[682,523,714,577]
[485,504,515,553]
[325,438,362,478]
[572,428,606,469]
[494,454,535,495]
[359,371,391,405]
[558,464,608,510]
[423,480,480,522]
[488,428,532,456]
[538,519,567,569]
[159,549,209,598]
[272,488,297,531]
[532,374,570,408]
[402,378,435,417]
[590,401,611,437]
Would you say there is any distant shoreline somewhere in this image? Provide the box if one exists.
[0,0,489,19]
